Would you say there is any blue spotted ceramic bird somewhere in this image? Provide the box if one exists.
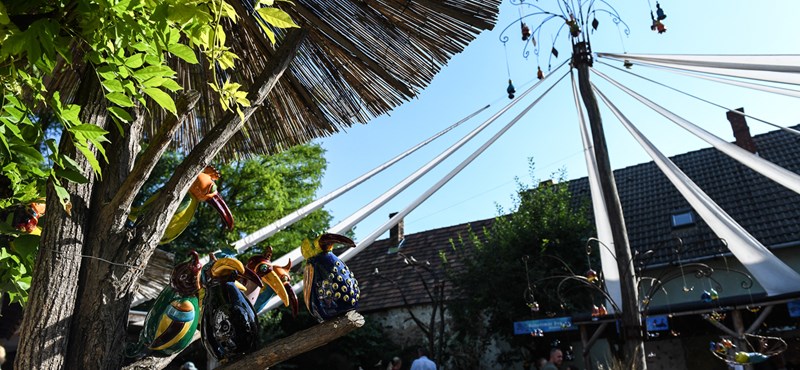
[126,251,202,358]
[200,255,262,362]
[301,233,359,322]
[243,246,299,317]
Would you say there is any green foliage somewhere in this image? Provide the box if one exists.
[0,0,299,304]
[447,165,594,363]
[135,143,331,257]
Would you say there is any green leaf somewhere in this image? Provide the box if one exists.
[107,106,133,123]
[53,183,70,208]
[75,144,102,176]
[143,87,176,115]
[125,53,145,69]
[105,92,134,107]
[11,235,40,259]
[256,7,299,29]
[101,79,124,93]
[159,79,183,92]
[11,144,44,163]
[133,65,173,81]
[70,124,109,142]
[55,167,89,184]
[168,43,198,64]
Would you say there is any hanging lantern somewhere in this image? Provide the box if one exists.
[551,47,559,58]
[568,21,581,38]
[528,301,540,312]
[537,66,544,80]
[656,21,667,34]
[521,22,531,41]
[586,269,598,283]
[701,290,712,303]
[709,288,719,301]
[592,18,599,31]
[655,2,667,21]
[624,60,633,69]
[506,79,516,99]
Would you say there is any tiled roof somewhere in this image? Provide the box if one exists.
[568,125,800,267]
[349,125,800,311]
[348,218,493,312]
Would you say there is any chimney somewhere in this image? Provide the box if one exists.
[388,212,404,253]
[727,108,757,154]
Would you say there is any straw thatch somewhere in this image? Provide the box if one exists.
[45,0,501,160]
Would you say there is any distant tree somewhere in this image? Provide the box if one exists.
[137,143,331,257]
[448,165,594,368]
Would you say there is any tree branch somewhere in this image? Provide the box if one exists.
[135,28,307,244]
[218,311,364,370]
[105,90,201,225]
[121,332,201,370]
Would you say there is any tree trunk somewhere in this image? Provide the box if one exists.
[14,66,103,370]
[573,42,646,369]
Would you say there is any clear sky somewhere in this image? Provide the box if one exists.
[313,1,800,243]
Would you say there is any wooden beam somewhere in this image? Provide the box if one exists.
[746,305,774,334]
[218,311,365,370]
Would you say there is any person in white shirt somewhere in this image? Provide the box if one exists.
[410,347,437,370]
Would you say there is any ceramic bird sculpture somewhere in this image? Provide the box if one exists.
[301,233,359,322]
[201,255,262,362]
[127,251,203,358]
[244,246,299,317]
[12,202,45,234]
[130,166,234,244]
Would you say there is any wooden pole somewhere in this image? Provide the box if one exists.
[572,41,646,370]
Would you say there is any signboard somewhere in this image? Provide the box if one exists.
[646,315,669,332]
[788,300,800,318]
[513,317,576,335]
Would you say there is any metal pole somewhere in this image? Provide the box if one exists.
[572,41,646,369]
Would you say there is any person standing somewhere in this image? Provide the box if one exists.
[410,347,437,370]
[386,356,403,370]
[542,348,563,370]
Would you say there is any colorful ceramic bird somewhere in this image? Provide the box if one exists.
[12,202,45,234]
[127,251,203,358]
[130,166,234,244]
[201,255,262,362]
[301,233,359,322]
[244,246,299,317]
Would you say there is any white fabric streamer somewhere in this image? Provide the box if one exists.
[262,72,570,312]
[598,53,800,86]
[593,82,800,296]
[570,72,622,311]
[591,68,800,196]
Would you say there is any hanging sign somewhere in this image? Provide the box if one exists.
[646,315,669,332]
[514,317,576,335]
[788,300,800,318]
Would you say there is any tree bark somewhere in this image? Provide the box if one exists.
[14,66,103,370]
[218,311,365,370]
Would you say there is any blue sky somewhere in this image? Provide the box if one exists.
[313,1,800,242]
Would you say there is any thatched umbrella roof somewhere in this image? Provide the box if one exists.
[48,1,501,160]
[193,0,501,159]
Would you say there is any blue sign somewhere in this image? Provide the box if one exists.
[646,315,669,332]
[788,300,800,318]
[513,317,576,335]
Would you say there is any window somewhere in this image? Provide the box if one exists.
[671,210,696,228]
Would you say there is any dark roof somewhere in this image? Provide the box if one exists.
[568,125,800,267]
[350,125,800,311]
[348,218,493,312]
